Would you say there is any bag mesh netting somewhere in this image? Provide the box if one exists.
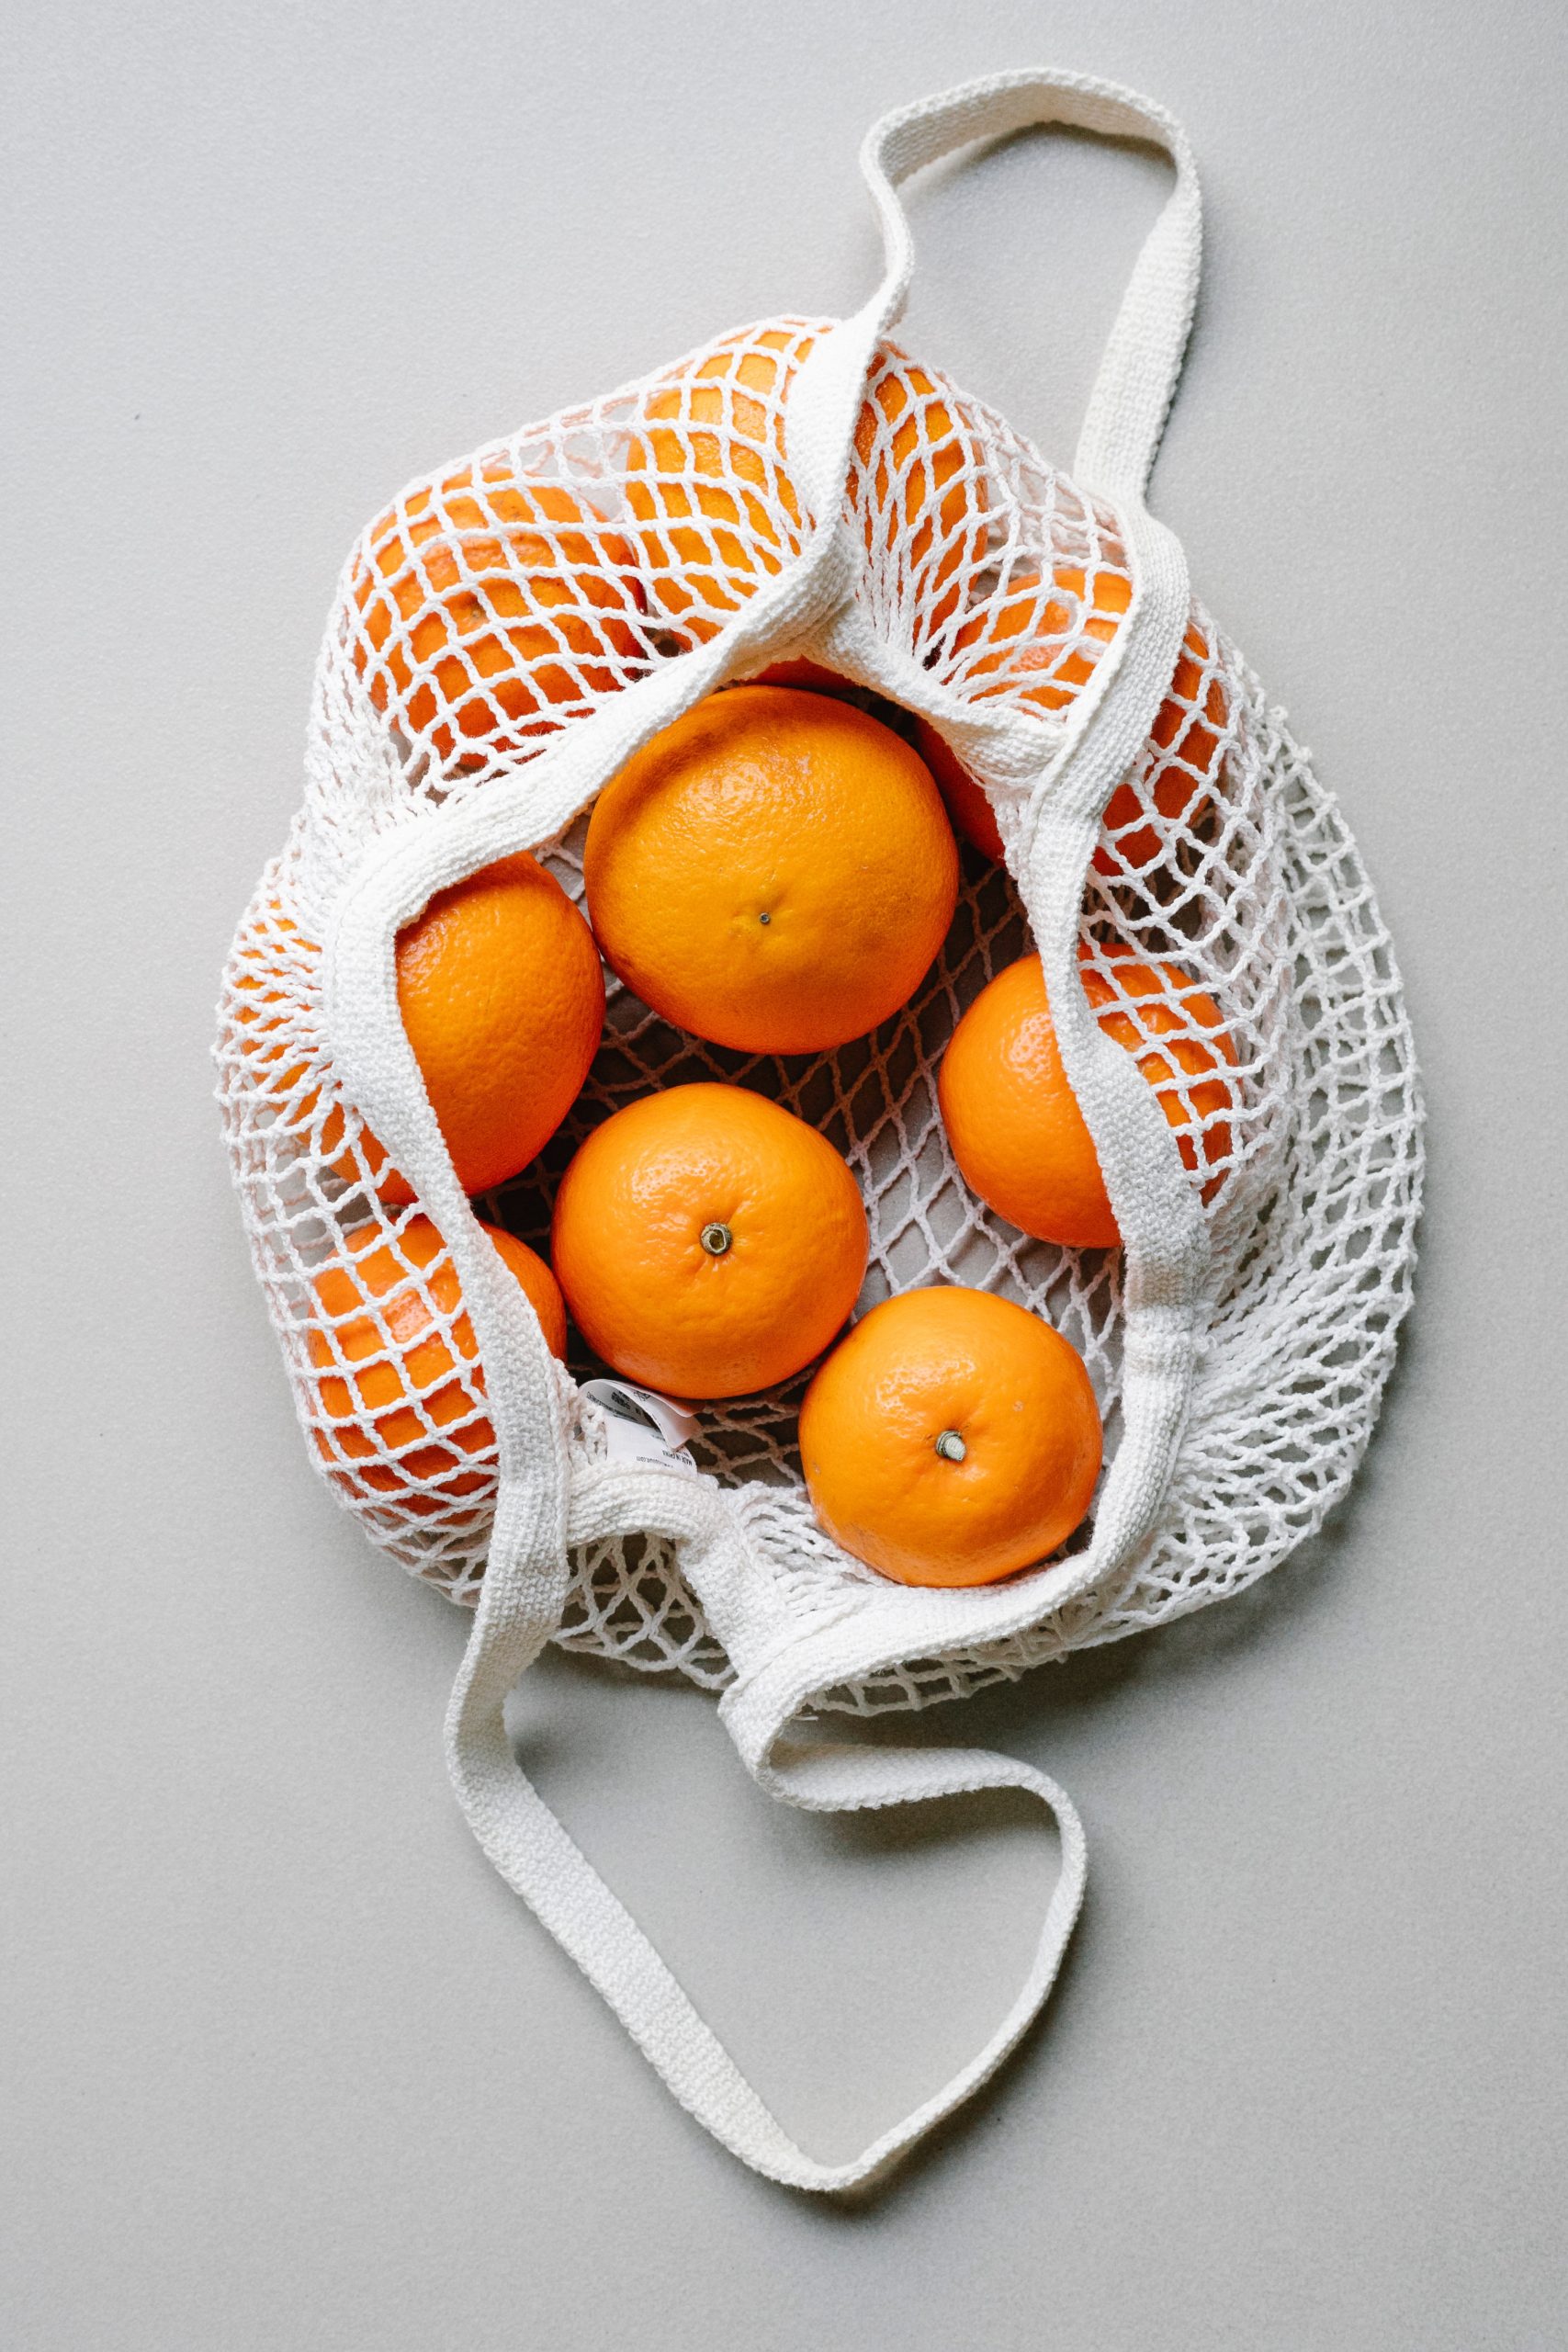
[218,318,1417,1706]
[215,71,1422,2189]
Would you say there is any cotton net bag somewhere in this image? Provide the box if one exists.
[216,71,1423,2190]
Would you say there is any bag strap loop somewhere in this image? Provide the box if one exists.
[856,67,1202,505]
[446,1501,1086,2195]
[437,74,1197,2193]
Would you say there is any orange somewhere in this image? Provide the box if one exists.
[626,331,986,650]
[934,564,1129,863]
[851,352,989,635]
[931,590,1231,876]
[952,561,1131,713]
[914,717,1006,863]
[583,685,958,1054]
[799,1286,1102,1587]
[743,658,852,692]
[350,460,646,768]
[1096,618,1230,878]
[351,853,604,1203]
[625,327,812,644]
[550,1082,867,1399]
[939,949,1239,1249]
[225,897,331,1147]
[308,1214,567,1519]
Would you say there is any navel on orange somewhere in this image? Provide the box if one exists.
[550,1082,867,1399]
[583,685,959,1054]
[938,948,1238,1249]
[800,1286,1102,1587]
[308,1214,566,1519]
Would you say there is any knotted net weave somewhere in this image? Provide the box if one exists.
[216,318,1422,1715]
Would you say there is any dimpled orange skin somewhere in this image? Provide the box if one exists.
[583,686,959,1055]
[799,1286,1103,1588]
[938,950,1239,1250]
[358,854,604,1204]
[549,1082,868,1399]
[350,466,645,767]
[308,1215,567,1517]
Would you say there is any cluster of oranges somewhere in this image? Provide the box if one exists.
[313,364,1236,1590]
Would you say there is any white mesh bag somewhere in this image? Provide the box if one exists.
[216,71,1423,2190]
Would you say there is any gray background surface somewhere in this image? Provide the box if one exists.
[6,4,1567,2346]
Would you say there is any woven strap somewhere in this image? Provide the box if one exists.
[439,68,1201,2191]
[785,66,1201,514]
[447,1482,1086,2194]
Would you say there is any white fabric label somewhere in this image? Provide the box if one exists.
[581,1379,699,1468]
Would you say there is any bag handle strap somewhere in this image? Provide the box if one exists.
[433,75,1200,2191]
[855,67,1202,506]
[446,1486,1086,2195]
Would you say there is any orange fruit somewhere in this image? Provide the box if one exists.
[851,353,989,635]
[350,853,604,1203]
[625,326,812,644]
[930,597,1231,876]
[799,1286,1102,1587]
[742,658,852,692]
[550,1082,867,1398]
[1096,618,1230,878]
[583,684,958,1054]
[626,331,986,650]
[308,1214,566,1519]
[349,460,646,768]
[914,717,1006,863]
[225,897,330,1145]
[952,561,1131,714]
[939,949,1239,1249]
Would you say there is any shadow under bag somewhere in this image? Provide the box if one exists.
[216,69,1423,2188]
